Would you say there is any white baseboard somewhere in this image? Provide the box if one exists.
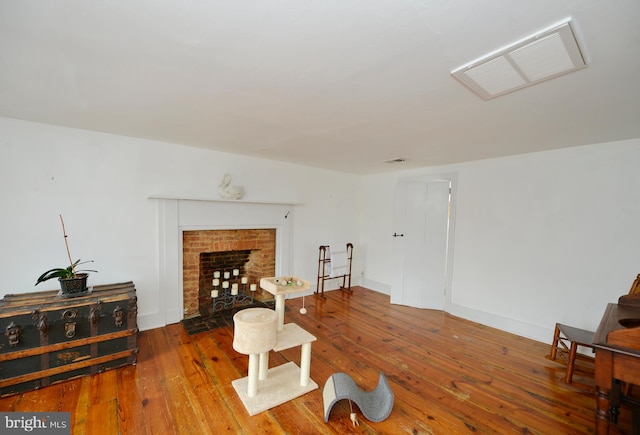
[138,312,172,331]
[361,278,390,295]
[446,303,552,344]
[144,280,554,346]
[359,280,552,344]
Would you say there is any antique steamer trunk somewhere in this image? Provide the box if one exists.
[0,281,138,396]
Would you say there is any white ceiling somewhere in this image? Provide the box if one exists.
[1,1,639,174]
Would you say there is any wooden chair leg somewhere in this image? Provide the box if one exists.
[550,324,560,360]
[566,342,578,384]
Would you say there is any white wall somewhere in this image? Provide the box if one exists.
[360,140,640,343]
[0,117,361,330]
[3,116,638,344]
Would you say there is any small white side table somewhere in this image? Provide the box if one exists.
[231,276,318,416]
[260,276,310,331]
[232,308,277,398]
[273,323,317,387]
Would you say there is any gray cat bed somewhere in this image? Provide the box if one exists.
[322,372,394,423]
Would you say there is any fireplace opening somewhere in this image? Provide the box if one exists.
[182,229,276,319]
[198,249,273,317]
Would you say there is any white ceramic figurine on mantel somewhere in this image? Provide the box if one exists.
[218,173,245,200]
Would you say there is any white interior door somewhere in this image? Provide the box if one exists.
[391,178,451,309]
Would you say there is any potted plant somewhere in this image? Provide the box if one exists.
[35,215,97,297]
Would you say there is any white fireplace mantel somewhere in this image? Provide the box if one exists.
[152,197,294,326]
[148,194,303,206]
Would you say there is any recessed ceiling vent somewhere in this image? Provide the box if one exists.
[451,18,588,100]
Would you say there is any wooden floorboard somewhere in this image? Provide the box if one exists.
[0,286,634,434]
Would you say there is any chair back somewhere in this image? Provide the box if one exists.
[630,274,640,295]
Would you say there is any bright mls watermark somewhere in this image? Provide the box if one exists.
[1,413,70,434]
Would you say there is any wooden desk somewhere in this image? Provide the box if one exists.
[593,303,640,434]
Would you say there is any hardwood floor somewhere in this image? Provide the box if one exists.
[0,287,634,434]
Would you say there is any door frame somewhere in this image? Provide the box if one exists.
[392,171,458,310]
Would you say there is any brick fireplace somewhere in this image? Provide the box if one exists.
[153,197,293,328]
[182,229,276,318]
